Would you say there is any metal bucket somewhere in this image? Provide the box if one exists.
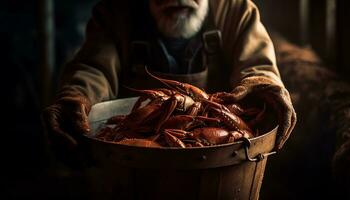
[83,97,277,200]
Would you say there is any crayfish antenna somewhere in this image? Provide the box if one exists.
[123,85,158,97]
[200,98,231,113]
[122,85,149,111]
[122,85,143,94]
[144,66,188,95]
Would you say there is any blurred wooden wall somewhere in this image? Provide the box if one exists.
[254,0,349,79]
[337,0,350,78]
[254,0,302,44]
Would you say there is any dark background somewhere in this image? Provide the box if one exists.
[2,0,349,199]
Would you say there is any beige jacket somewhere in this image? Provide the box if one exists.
[59,0,281,105]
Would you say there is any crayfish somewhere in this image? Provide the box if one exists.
[95,70,266,148]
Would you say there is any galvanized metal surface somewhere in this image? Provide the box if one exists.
[88,97,139,132]
[83,97,278,200]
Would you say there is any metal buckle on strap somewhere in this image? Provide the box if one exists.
[241,137,277,162]
[202,30,222,55]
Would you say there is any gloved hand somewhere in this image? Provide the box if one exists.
[42,91,91,165]
[230,76,297,150]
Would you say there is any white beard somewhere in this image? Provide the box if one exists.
[150,0,209,39]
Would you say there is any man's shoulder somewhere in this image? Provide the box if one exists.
[210,0,259,27]
[211,0,257,11]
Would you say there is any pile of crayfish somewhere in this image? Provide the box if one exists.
[95,70,266,148]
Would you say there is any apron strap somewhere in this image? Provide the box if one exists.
[201,29,230,93]
[202,29,223,70]
[203,30,222,56]
[200,6,230,92]
[201,5,222,58]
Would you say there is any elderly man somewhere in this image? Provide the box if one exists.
[43,0,296,156]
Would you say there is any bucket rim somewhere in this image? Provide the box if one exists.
[83,125,278,150]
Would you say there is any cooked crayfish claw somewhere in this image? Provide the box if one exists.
[201,99,253,133]
[163,130,187,148]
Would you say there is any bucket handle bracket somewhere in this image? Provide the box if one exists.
[241,137,276,162]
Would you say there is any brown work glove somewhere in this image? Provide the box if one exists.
[42,91,91,165]
[230,76,297,150]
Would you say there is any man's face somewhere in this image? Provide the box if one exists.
[149,0,209,39]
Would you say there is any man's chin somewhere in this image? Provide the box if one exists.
[159,25,198,39]
[157,16,203,39]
